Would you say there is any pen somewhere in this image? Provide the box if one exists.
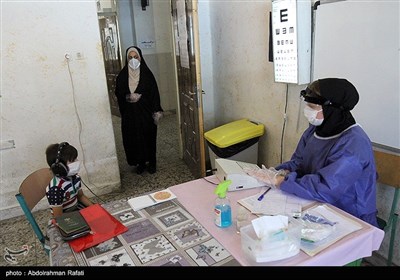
[257,187,271,201]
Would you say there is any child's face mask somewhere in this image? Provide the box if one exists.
[67,161,81,176]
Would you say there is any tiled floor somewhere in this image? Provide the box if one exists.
[0,112,391,266]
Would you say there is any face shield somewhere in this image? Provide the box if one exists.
[300,88,343,109]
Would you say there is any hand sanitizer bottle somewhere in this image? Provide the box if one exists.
[214,180,232,228]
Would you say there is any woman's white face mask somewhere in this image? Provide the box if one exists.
[67,161,81,176]
[304,105,324,126]
[128,58,140,70]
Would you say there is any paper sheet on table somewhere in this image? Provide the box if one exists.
[300,204,363,256]
[237,188,314,216]
[128,188,177,211]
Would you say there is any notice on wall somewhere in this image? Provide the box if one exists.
[139,39,155,49]
[177,0,190,69]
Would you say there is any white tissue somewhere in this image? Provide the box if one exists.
[251,215,288,239]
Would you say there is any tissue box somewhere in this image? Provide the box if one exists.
[240,217,301,263]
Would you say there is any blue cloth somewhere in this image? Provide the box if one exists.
[277,124,378,227]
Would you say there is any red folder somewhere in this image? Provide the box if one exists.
[68,204,128,253]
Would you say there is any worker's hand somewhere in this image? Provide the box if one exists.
[274,174,286,189]
[244,165,284,188]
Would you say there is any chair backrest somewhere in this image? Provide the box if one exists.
[374,150,400,226]
[374,150,400,189]
[373,150,399,266]
[15,168,53,254]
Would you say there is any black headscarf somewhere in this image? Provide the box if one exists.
[308,78,359,137]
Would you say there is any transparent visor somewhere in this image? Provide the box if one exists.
[300,89,343,109]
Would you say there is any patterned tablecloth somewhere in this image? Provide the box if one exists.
[48,197,240,267]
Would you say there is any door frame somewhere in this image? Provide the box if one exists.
[170,0,206,178]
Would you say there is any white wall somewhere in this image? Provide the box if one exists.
[1,1,120,219]
[131,0,178,112]
[313,1,399,149]
[198,1,216,132]
[117,0,136,63]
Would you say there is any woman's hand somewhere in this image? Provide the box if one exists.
[126,93,142,103]
[153,111,163,125]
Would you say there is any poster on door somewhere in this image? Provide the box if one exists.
[177,0,190,69]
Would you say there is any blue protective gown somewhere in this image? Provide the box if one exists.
[277,124,378,227]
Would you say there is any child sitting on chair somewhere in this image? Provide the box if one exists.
[45,142,93,218]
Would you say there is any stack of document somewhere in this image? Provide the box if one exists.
[237,188,314,217]
[128,189,177,211]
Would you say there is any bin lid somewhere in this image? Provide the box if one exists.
[204,119,264,148]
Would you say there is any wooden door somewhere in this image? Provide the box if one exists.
[171,0,205,177]
[98,15,121,117]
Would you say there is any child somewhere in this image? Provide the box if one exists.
[45,142,93,218]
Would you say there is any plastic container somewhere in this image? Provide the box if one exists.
[214,180,232,228]
[240,217,301,263]
[204,119,265,169]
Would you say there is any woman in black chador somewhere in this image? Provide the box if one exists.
[115,46,163,174]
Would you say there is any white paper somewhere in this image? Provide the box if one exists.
[127,195,155,211]
[238,188,314,216]
[128,189,177,211]
[251,215,288,239]
[176,0,190,69]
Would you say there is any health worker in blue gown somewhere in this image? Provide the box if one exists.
[274,78,378,227]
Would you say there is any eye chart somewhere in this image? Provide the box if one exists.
[272,0,311,85]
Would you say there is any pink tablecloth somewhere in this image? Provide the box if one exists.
[170,176,384,266]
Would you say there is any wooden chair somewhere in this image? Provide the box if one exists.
[374,150,400,266]
[15,168,53,255]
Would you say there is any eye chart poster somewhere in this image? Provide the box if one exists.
[272,0,298,84]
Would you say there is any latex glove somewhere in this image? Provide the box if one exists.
[126,93,142,103]
[153,111,163,125]
[244,165,286,188]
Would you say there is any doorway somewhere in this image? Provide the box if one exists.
[97,0,206,178]
[97,0,181,170]
[98,13,121,117]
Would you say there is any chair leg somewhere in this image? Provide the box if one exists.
[387,213,398,266]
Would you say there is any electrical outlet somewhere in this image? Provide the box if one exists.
[0,139,15,150]
[76,52,84,60]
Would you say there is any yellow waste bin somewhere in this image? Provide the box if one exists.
[204,119,265,169]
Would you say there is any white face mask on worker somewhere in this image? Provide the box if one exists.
[304,106,323,126]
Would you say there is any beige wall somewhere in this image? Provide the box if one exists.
[204,1,307,167]
[1,1,120,219]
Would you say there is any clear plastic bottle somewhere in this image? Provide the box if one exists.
[214,180,232,228]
